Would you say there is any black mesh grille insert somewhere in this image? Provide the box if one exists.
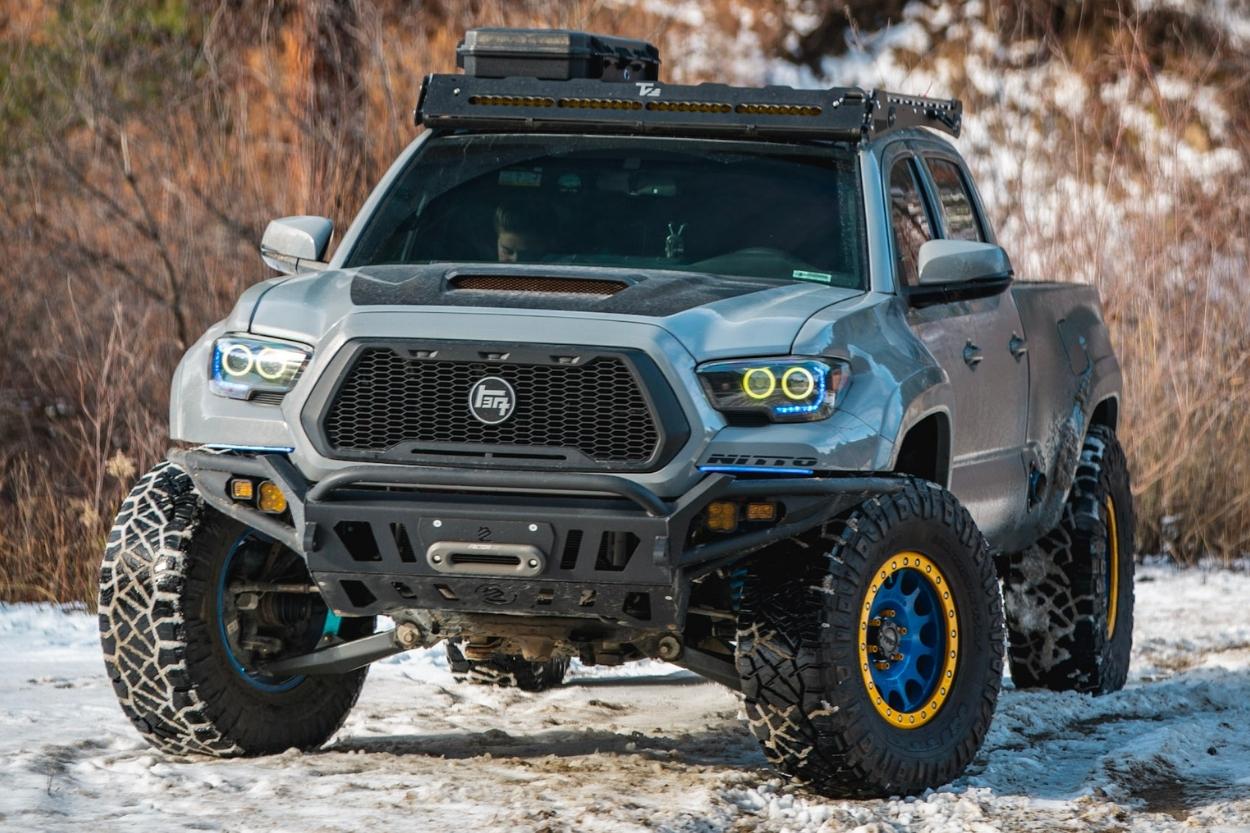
[322,347,661,465]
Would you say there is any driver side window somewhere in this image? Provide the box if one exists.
[888,159,934,287]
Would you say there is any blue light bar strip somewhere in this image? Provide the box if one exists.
[699,465,815,476]
[773,369,828,416]
[204,444,295,454]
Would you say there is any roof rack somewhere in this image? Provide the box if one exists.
[414,74,961,143]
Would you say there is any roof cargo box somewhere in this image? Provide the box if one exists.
[456,28,659,82]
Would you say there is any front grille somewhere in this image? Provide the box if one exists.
[321,344,665,467]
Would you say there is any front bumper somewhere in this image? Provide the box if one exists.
[173,448,902,630]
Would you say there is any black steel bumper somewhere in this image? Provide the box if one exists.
[172,448,903,630]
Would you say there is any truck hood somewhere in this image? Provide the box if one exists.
[247,263,865,359]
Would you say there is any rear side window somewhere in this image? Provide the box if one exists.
[926,158,983,242]
[888,159,933,287]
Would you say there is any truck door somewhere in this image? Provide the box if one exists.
[886,151,1030,542]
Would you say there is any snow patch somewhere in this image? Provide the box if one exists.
[2,565,1250,830]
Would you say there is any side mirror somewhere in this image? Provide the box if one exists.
[917,239,1012,286]
[260,216,334,275]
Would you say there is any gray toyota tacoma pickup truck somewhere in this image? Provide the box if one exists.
[99,29,1134,797]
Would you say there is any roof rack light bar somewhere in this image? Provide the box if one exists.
[415,74,961,143]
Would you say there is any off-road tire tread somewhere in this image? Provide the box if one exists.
[1004,426,1134,694]
[99,461,368,756]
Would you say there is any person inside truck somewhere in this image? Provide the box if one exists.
[495,203,549,263]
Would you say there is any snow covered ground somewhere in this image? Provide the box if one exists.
[2,563,1249,832]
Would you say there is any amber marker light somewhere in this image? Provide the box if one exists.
[705,500,739,532]
[257,481,288,514]
[228,478,255,502]
[745,502,779,522]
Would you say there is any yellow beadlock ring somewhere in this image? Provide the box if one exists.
[857,551,960,730]
[1106,495,1120,640]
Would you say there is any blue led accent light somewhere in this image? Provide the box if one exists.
[696,356,842,424]
[205,444,295,453]
[773,368,828,416]
[699,465,815,476]
[209,341,250,399]
[209,335,310,401]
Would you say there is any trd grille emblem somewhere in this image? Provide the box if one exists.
[468,376,516,425]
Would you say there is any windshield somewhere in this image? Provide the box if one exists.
[345,134,867,289]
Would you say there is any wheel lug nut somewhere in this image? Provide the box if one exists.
[869,618,882,627]
[890,652,904,661]
[897,627,907,635]
[881,609,896,618]
[875,661,891,671]
[868,645,879,654]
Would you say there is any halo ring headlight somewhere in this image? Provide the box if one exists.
[255,348,290,381]
[211,336,311,402]
[781,366,816,400]
[742,367,777,400]
[698,357,848,423]
[222,344,255,377]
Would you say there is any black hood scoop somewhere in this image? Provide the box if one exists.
[349,264,781,317]
[446,273,628,296]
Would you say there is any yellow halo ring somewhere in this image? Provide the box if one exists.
[221,343,255,377]
[254,348,292,382]
[781,366,816,400]
[857,551,960,730]
[741,367,776,400]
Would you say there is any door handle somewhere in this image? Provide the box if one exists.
[1009,333,1028,360]
[963,341,983,368]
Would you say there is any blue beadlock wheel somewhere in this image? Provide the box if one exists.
[858,551,960,728]
[217,533,341,693]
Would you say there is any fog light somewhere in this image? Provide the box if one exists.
[229,478,255,502]
[745,501,778,522]
[257,481,288,514]
[706,500,739,533]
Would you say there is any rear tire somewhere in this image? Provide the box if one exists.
[446,641,568,692]
[99,462,370,756]
[734,479,1004,797]
[1004,426,1134,694]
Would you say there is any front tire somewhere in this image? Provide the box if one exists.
[98,462,370,756]
[734,480,1004,797]
[1004,425,1135,694]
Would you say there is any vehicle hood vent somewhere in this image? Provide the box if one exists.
[448,274,626,296]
